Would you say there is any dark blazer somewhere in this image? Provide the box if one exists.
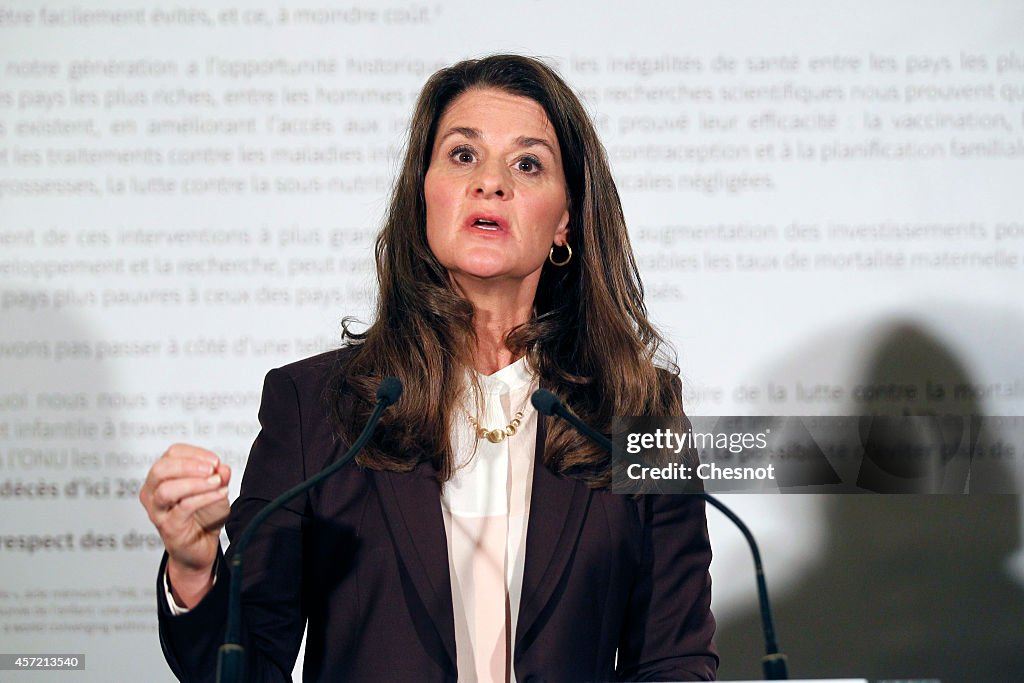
[157,351,717,682]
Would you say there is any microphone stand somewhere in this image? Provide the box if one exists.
[217,378,402,683]
[531,389,789,680]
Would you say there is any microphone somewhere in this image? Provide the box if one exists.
[217,377,403,683]
[376,376,403,406]
[531,389,614,452]
[531,388,789,680]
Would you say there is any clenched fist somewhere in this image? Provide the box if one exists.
[139,443,231,608]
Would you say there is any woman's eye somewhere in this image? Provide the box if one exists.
[450,146,475,164]
[516,157,542,173]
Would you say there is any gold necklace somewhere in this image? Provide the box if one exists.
[466,409,525,443]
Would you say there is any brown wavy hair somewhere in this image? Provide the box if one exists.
[330,54,680,488]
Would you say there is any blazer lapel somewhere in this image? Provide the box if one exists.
[370,464,457,671]
[516,412,593,648]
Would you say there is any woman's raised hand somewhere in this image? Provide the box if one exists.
[139,443,231,608]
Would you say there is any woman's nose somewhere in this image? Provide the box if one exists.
[472,161,511,199]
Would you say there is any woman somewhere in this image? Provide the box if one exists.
[140,54,717,682]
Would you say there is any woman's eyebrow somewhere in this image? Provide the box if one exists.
[437,126,480,144]
[436,127,557,156]
[515,136,557,157]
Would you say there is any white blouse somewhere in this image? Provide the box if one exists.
[442,356,538,683]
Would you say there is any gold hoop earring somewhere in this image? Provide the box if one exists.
[548,242,572,266]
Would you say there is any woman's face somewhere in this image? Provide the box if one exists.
[424,88,569,292]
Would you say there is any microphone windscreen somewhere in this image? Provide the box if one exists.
[376,377,403,406]
[530,389,561,416]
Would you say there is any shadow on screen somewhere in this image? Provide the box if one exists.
[714,321,1024,683]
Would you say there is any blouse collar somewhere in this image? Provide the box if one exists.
[474,355,535,395]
